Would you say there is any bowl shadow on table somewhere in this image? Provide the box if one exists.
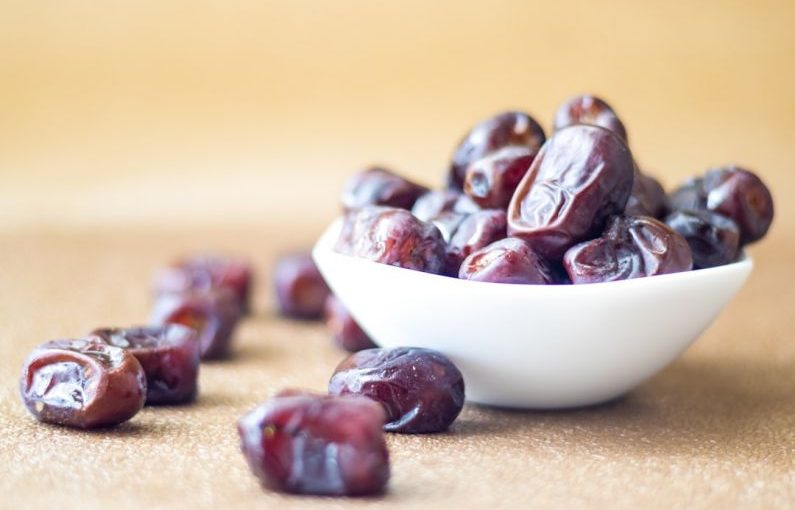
[453,357,794,456]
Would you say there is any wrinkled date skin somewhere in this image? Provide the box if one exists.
[669,166,774,245]
[20,339,147,429]
[153,255,253,315]
[665,210,740,269]
[324,295,377,353]
[89,325,200,405]
[341,166,429,212]
[625,168,668,218]
[448,111,545,189]
[446,209,507,275]
[464,146,537,209]
[150,290,241,360]
[237,392,390,496]
[458,237,556,284]
[563,216,693,284]
[508,125,635,260]
[553,94,628,141]
[273,253,331,320]
[411,190,480,222]
[329,347,465,434]
[335,206,447,275]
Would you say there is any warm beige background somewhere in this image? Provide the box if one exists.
[1,0,794,232]
[1,2,794,509]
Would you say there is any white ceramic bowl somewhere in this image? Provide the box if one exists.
[313,219,753,409]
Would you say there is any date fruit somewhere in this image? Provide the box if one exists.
[464,146,536,209]
[625,168,668,218]
[329,347,465,433]
[237,392,390,496]
[448,111,545,189]
[669,166,773,245]
[342,166,428,212]
[458,237,555,284]
[20,339,147,428]
[324,295,377,352]
[664,210,740,269]
[273,253,331,320]
[154,255,252,315]
[446,209,508,275]
[553,94,628,141]
[411,190,480,222]
[150,290,241,360]
[563,216,693,284]
[335,206,447,274]
[508,125,635,260]
[89,325,200,405]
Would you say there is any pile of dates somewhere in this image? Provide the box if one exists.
[19,255,255,429]
[335,95,774,284]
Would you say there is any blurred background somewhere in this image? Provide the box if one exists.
[1,0,793,234]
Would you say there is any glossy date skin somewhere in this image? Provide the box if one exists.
[153,255,252,315]
[324,295,377,353]
[329,347,465,434]
[464,146,536,209]
[411,190,480,222]
[664,210,740,269]
[553,94,628,141]
[149,290,241,360]
[507,125,635,260]
[669,166,774,245]
[625,168,668,218]
[446,209,507,275]
[342,166,428,212]
[89,325,200,405]
[458,237,556,285]
[448,111,545,189]
[563,216,693,284]
[274,253,331,320]
[237,392,390,496]
[20,339,147,429]
[335,206,447,275]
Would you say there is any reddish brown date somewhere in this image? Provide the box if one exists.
[665,210,740,269]
[563,216,693,284]
[20,339,147,429]
[446,209,507,275]
[273,253,331,320]
[411,190,480,222]
[464,146,536,209]
[329,347,465,434]
[153,255,252,315]
[342,166,428,212]
[448,111,545,189]
[553,94,628,141]
[335,206,447,274]
[237,392,390,496]
[669,166,774,245]
[508,125,635,260]
[625,168,668,218]
[458,237,556,284]
[149,290,241,360]
[88,325,200,405]
[324,295,377,352]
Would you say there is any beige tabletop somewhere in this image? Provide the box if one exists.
[1,2,794,509]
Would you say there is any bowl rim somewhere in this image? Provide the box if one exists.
[313,217,753,293]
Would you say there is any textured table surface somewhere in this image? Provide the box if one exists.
[0,225,792,510]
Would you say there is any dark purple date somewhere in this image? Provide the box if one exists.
[665,210,740,269]
[507,125,635,260]
[448,111,545,189]
[464,146,536,209]
[458,237,556,284]
[342,166,428,212]
[237,392,390,496]
[563,216,693,284]
[20,339,147,429]
[553,94,628,141]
